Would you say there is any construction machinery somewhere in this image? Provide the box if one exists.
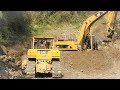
[54,11,117,51]
[22,36,62,78]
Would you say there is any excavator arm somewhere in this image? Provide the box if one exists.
[106,11,117,39]
[77,11,108,45]
[106,11,117,32]
[77,11,117,45]
[55,11,117,51]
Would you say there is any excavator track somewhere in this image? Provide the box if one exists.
[24,61,35,77]
[52,60,62,78]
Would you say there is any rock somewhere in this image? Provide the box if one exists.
[81,70,84,72]
[2,56,10,62]
[0,55,6,60]
[0,45,7,55]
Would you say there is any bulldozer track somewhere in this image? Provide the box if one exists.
[52,60,62,78]
[25,61,35,76]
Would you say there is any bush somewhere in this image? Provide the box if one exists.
[0,11,32,45]
[0,11,97,45]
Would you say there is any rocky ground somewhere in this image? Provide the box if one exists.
[0,39,120,79]
[0,25,120,79]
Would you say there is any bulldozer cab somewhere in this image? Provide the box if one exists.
[32,36,54,49]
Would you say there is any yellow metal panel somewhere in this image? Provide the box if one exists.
[51,49,60,58]
[106,11,117,31]
[36,50,52,60]
[54,41,78,50]
[27,49,37,58]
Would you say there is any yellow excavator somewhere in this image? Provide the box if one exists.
[22,36,62,78]
[54,11,117,51]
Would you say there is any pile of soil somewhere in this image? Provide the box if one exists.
[60,41,120,78]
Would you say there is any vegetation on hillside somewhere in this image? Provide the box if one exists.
[0,11,94,45]
[0,11,32,45]
[1,11,120,45]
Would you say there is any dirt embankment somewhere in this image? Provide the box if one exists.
[60,39,120,79]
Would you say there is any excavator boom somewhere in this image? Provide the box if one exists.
[55,11,117,51]
[77,11,107,45]
[106,11,117,32]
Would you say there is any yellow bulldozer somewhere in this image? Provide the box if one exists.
[22,36,62,78]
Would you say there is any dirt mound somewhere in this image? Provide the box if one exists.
[61,47,120,76]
